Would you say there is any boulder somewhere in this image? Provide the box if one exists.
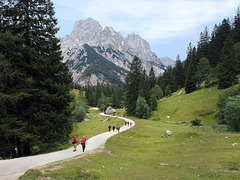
[166,130,173,135]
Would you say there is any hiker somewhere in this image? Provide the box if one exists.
[112,125,115,132]
[116,125,120,132]
[80,136,87,152]
[72,136,77,152]
[108,125,111,132]
[130,121,132,126]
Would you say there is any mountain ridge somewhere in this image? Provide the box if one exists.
[60,18,175,86]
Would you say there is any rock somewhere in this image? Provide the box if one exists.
[103,118,108,122]
[178,90,183,95]
[166,116,170,118]
[166,130,173,135]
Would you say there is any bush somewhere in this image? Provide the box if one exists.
[191,118,202,126]
[73,101,87,122]
[135,97,151,119]
[217,85,240,122]
[152,85,163,100]
[224,95,240,132]
[150,94,158,111]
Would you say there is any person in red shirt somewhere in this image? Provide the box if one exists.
[80,136,87,152]
[116,125,120,132]
[73,136,77,152]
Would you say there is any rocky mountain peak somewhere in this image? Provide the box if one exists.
[60,18,173,86]
[69,18,102,46]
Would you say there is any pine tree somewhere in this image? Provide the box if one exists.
[234,42,240,74]
[0,0,73,157]
[0,32,31,158]
[218,37,238,89]
[174,55,185,90]
[196,57,211,85]
[162,66,176,93]
[231,7,240,44]
[150,94,158,111]
[208,19,231,67]
[165,84,172,97]
[111,86,123,108]
[185,59,197,94]
[149,66,156,89]
[196,26,210,60]
[125,56,142,115]
[94,81,102,107]
[138,69,151,105]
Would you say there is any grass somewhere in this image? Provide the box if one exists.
[19,86,240,180]
[152,86,225,125]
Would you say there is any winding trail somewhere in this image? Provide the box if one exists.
[0,112,135,180]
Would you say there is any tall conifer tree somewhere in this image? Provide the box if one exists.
[231,7,240,43]
[218,37,238,89]
[149,66,156,89]
[208,19,231,67]
[185,59,197,94]
[197,26,210,60]
[174,55,185,90]
[0,0,73,157]
[138,69,151,106]
[125,56,142,115]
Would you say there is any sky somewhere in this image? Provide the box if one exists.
[51,0,240,61]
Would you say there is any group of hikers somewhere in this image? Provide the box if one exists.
[108,125,120,132]
[108,121,132,132]
[73,120,133,152]
[72,136,86,152]
[125,121,132,126]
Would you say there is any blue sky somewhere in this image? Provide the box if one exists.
[52,0,239,61]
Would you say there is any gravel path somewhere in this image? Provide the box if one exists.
[0,113,135,180]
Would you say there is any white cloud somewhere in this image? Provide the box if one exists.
[52,0,239,41]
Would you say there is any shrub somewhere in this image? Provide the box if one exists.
[224,95,240,132]
[151,85,163,100]
[217,85,240,122]
[73,101,87,122]
[191,118,202,126]
[229,160,240,170]
[135,97,151,119]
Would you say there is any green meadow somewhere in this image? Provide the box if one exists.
[20,86,240,179]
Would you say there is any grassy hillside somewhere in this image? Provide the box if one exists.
[20,86,240,180]
[151,86,225,125]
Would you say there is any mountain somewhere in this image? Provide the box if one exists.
[60,18,173,86]
[65,44,128,86]
[159,57,176,67]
